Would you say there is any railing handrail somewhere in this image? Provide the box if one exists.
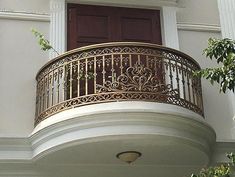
[36,42,201,80]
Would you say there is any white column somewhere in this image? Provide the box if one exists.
[217,0,235,124]
[162,6,179,50]
[50,0,66,59]
[217,0,235,39]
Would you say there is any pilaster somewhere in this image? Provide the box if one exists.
[162,6,179,50]
[217,0,235,123]
[50,0,66,59]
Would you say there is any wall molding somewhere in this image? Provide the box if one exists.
[177,23,221,32]
[67,0,179,8]
[0,11,50,22]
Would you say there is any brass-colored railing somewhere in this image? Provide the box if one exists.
[35,42,203,126]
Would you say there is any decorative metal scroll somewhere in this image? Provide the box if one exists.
[35,42,204,126]
[96,63,178,96]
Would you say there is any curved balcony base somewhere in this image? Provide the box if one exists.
[31,102,215,167]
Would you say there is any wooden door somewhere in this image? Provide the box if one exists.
[67,4,163,99]
[67,4,162,50]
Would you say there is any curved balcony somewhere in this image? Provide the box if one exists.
[35,42,203,126]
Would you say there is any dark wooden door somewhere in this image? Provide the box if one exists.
[67,4,162,50]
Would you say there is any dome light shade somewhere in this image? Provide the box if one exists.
[116,151,142,164]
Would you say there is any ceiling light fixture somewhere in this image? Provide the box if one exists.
[116,151,142,164]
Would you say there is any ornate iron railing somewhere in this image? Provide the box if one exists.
[35,42,203,126]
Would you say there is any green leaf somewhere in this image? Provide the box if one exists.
[31,28,59,55]
[199,38,235,93]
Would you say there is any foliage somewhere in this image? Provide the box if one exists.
[191,153,235,177]
[31,28,59,55]
[194,38,235,93]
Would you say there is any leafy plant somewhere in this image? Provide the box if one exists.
[194,38,235,93]
[191,153,235,177]
[31,28,59,55]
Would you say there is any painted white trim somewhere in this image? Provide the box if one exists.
[49,0,66,59]
[0,11,50,22]
[28,102,215,160]
[32,102,205,134]
[217,0,235,126]
[0,138,31,161]
[0,102,216,162]
[217,0,235,39]
[162,6,179,49]
[177,23,221,32]
[67,0,179,8]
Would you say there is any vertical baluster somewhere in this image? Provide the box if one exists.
[38,81,41,116]
[120,54,123,75]
[194,79,198,106]
[77,60,80,97]
[59,67,63,102]
[196,79,200,106]
[85,58,88,95]
[199,79,204,112]
[35,82,39,118]
[37,80,40,115]
[39,79,46,113]
[48,73,51,108]
[162,58,166,85]
[169,59,174,89]
[181,62,186,100]
[154,56,158,79]
[137,54,141,64]
[93,57,97,93]
[146,55,149,68]
[102,56,106,86]
[187,69,191,102]
[51,71,54,106]
[175,62,180,95]
[42,77,46,112]
[57,68,60,104]
[69,62,73,99]
[111,54,114,82]
[42,79,44,113]
[129,54,132,67]
[46,74,50,109]
[192,77,196,105]
[62,64,66,101]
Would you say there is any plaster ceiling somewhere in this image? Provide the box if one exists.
[34,134,208,177]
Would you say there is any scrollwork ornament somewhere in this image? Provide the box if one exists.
[97,63,178,97]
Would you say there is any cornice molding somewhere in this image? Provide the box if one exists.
[177,23,221,32]
[67,0,178,8]
[0,11,50,22]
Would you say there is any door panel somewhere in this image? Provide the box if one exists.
[77,15,109,38]
[121,17,152,42]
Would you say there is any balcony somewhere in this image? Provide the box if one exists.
[32,42,215,169]
[35,42,203,126]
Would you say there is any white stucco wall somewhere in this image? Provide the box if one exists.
[0,1,233,176]
[0,0,49,14]
[0,0,233,141]
[177,0,220,25]
[0,2,49,136]
[177,0,234,140]
[178,30,234,140]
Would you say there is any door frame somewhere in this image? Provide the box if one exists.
[49,0,179,58]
